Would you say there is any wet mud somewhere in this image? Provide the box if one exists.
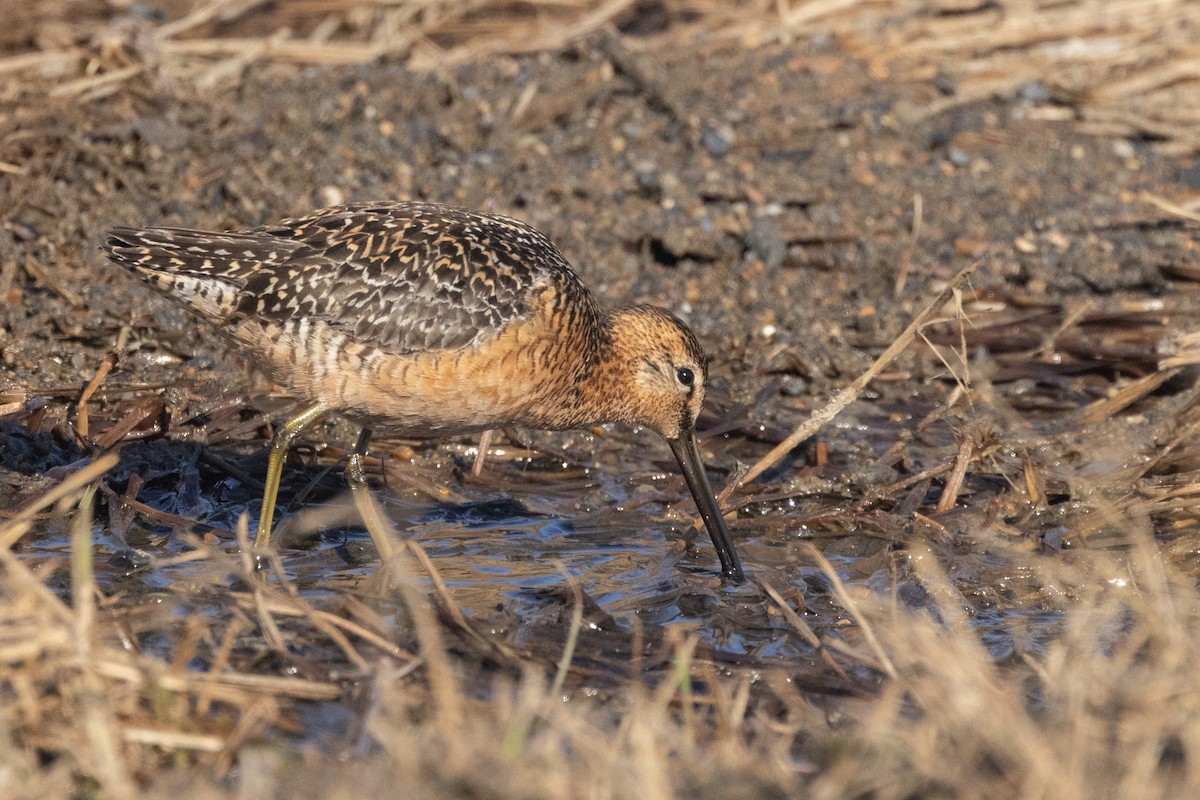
[3,7,1200,780]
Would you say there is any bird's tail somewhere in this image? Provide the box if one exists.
[103,226,272,323]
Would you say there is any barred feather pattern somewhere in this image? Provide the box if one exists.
[104,202,599,355]
[102,202,619,433]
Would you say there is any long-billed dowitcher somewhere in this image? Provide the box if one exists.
[103,202,745,582]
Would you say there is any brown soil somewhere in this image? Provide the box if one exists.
[3,2,1200,798]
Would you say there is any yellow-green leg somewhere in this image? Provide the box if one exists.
[345,427,397,562]
[254,402,329,548]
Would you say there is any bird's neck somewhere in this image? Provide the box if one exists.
[567,307,647,426]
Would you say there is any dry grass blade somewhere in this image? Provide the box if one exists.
[196,616,248,716]
[153,0,272,41]
[803,544,898,681]
[549,566,584,698]
[48,65,144,99]
[1032,299,1094,359]
[160,36,386,66]
[934,432,974,513]
[1141,191,1200,225]
[1082,368,1183,424]
[232,589,414,663]
[1159,328,1200,368]
[70,486,137,797]
[179,672,341,699]
[758,579,849,680]
[354,485,464,741]
[122,728,225,752]
[893,192,923,298]
[251,584,290,656]
[71,487,97,651]
[903,541,972,635]
[92,397,164,450]
[348,468,397,562]
[405,537,523,668]
[1,454,119,546]
[0,49,77,75]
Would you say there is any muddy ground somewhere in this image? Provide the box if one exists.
[3,3,1200,797]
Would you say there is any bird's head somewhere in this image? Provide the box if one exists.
[604,305,710,441]
[601,305,744,582]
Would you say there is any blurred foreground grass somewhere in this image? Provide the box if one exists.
[3,480,1200,798]
[3,1,1200,798]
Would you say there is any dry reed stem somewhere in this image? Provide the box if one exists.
[74,353,115,442]
[121,728,225,752]
[736,262,977,488]
[93,397,164,451]
[71,488,96,655]
[470,428,494,476]
[1082,368,1183,424]
[160,670,341,699]
[153,0,273,41]
[892,192,923,299]
[1158,326,1200,369]
[48,65,144,99]
[71,487,137,798]
[0,49,77,75]
[934,431,974,513]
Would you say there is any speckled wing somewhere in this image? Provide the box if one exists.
[252,202,587,353]
[103,226,309,324]
[107,202,591,355]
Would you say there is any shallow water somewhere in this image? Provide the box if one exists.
[10,392,1088,681]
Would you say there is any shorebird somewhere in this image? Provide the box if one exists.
[103,202,745,582]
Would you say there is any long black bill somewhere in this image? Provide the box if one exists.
[667,431,745,583]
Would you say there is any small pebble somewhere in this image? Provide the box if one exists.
[1017,81,1050,103]
[781,376,807,397]
[700,123,734,157]
[1111,139,1136,159]
[746,217,786,270]
[318,185,345,207]
[634,161,660,193]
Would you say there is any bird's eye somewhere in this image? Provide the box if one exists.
[676,367,695,387]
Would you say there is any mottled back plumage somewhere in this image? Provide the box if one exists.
[105,202,597,355]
